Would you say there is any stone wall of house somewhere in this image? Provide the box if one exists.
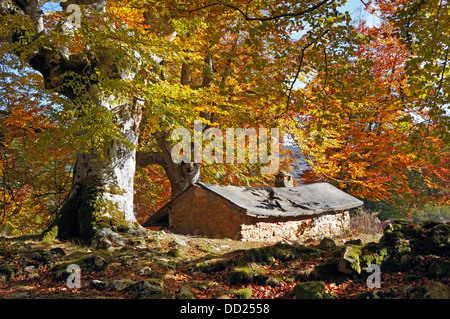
[239,211,350,242]
[168,185,350,242]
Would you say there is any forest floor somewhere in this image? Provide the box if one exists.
[0,223,449,300]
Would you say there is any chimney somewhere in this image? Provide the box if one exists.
[274,171,294,187]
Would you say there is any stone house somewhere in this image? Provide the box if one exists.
[142,182,363,242]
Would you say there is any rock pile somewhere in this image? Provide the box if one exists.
[310,219,450,298]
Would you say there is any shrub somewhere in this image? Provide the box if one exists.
[350,208,384,234]
[410,204,450,224]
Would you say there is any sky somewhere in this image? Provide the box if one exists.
[343,0,381,27]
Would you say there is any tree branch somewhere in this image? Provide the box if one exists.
[136,151,164,167]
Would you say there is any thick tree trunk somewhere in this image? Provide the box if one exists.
[47,96,144,244]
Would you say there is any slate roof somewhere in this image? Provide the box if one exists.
[142,182,363,227]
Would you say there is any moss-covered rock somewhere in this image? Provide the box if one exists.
[360,242,389,268]
[428,258,450,279]
[293,281,325,299]
[253,272,270,286]
[177,284,196,299]
[167,248,184,258]
[295,267,321,282]
[345,239,363,246]
[234,247,275,265]
[315,258,341,280]
[189,257,229,273]
[404,274,422,282]
[228,267,252,285]
[0,264,14,280]
[233,243,321,265]
[111,279,137,292]
[423,281,450,299]
[131,279,165,298]
[52,251,111,281]
[426,224,450,255]
[318,237,336,250]
[338,245,363,274]
[235,288,252,299]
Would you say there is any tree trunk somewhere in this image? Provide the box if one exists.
[47,96,144,243]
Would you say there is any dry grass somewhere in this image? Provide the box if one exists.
[350,208,384,235]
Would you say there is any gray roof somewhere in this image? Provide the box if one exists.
[142,182,363,226]
[196,182,363,217]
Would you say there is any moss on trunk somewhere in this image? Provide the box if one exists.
[43,183,141,245]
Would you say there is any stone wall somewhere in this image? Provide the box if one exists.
[240,211,350,242]
[168,185,350,242]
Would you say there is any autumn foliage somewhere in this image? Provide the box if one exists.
[0,0,449,235]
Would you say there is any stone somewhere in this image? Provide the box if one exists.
[110,279,137,292]
[0,264,14,280]
[293,281,326,299]
[129,237,146,247]
[338,245,363,274]
[318,237,336,250]
[167,248,184,258]
[423,281,450,299]
[428,259,450,279]
[127,228,147,237]
[137,266,153,276]
[191,257,229,273]
[171,236,187,247]
[424,224,450,256]
[132,279,165,298]
[49,247,66,256]
[93,237,113,250]
[29,250,46,262]
[235,288,252,299]
[360,242,389,267]
[266,276,282,287]
[8,291,32,298]
[24,265,35,273]
[101,227,113,237]
[94,255,108,270]
[190,280,214,291]
[228,267,252,285]
[119,255,135,266]
[177,284,196,299]
[345,239,363,246]
[295,267,320,282]
[315,258,341,280]
[0,274,7,282]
